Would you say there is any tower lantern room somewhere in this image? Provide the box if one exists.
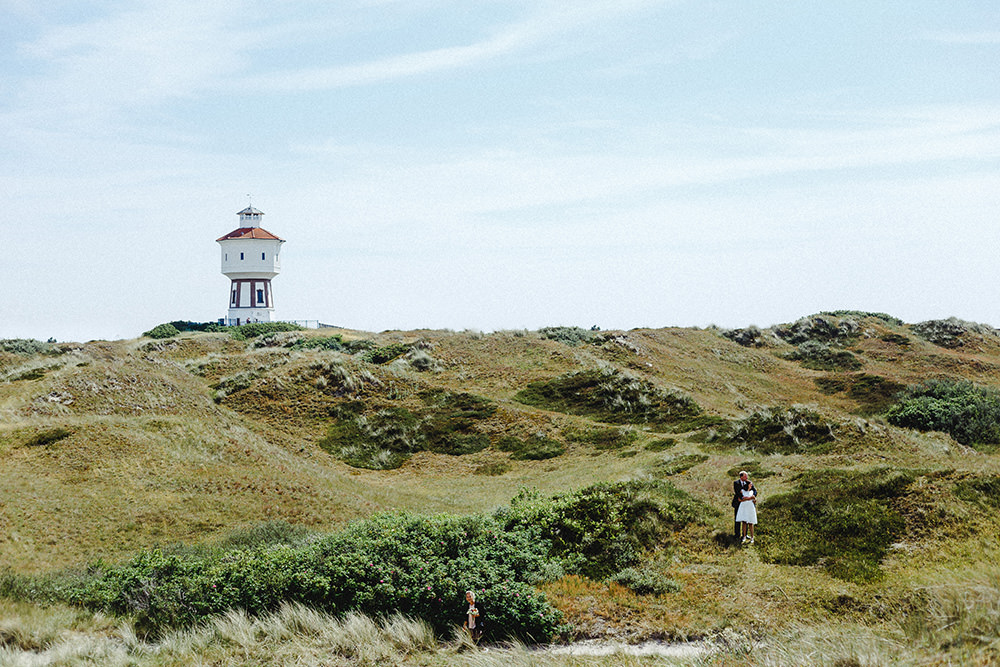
[217,206,285,326]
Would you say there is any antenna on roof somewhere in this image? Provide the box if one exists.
[247,193,252,207]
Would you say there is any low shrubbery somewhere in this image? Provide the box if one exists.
[954,475,1000,509]
[1,338,57,355]
[230,322,304,340]
[721,406,836,454]
[884,379,1000,451]
[563,426,638,451]
[774,315,860,346]
[725,461,776,480]
[538,326,602,347]
[515,368,713,432]
[289,335,345,352]
[911,317,999,349]
[318,391,497,469]
[722,325,763,347]
[815,373,905,414]
[609,567,681,596]
[499,480,711,580]
[758,468,913,582]
[784,341,862,371]
[363,343,411,364]
[5,482,705,640]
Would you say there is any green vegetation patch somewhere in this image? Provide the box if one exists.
[473,461,511,476]
[318,392,497,469]
[820,310,904,326]
[884,379,1000,451]
[514,368,708,431]
[1,338,56,355]
[649,453,709,477]
[563,425,639,450]
[289,335,345,351]
[609,567,681,596]
[911,317,999,349]
[362,343,411,364]
[501,480,711,580]
[815,373,905,414]
[758,468,913,583]
[28,513,561,641]
[774,315,860,346]
[497,434,565,460]
[721,406,836,454]
[538,326,602,347]
[954,475,1000,509]
[143,323,180,339]
[784,341,863,371]
[722,325,763,347]
[645,437,677,452]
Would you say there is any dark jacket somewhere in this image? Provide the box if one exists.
[732,479,756,508]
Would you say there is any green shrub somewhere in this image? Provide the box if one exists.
[291,335,345,352]
[538,326,601,347]
[318,392,497,468]
[0,339,55,355]
[232,322,303,340]
[815,374,905,414]
[774,315,859,346]
[563,426,638,450]
[609,567,681,596]
[143,323,180,339]
[23,428,72,447]
[722,406,836,454]
[911,317,999,349]
[649,453,708,476]
[645,437,676,452]
[497,434,565,460]
[514,368,706,432]
[884,379,1000,450]
[500,480,711,580]
[722,326,763,347]
[758,468,913,582]
[56,512,561,641]
[820,310,904,326]
[363,343,411,364]
[784,341,862,371]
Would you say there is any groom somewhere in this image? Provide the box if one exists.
[732,471,752,540]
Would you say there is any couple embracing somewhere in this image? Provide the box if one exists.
[732,470,758,545]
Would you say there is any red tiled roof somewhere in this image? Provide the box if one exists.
[216,227,284,242]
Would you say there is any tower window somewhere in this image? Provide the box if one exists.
[262,252,265,260]
[257,289,264,304]
[225,253,228,261]
[240,252,244,260]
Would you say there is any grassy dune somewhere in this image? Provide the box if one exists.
[3,315,1000,664]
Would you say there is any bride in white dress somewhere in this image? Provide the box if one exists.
[735,482,757,544]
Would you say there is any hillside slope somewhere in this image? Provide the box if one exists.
[2,314,1000,663]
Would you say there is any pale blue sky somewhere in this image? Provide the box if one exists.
[3,1,999,342]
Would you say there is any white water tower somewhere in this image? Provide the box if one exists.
[217,205,285,326]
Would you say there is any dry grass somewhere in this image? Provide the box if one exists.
[4,319,1000,663]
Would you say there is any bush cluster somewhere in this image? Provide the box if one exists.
[499,480,710,580]
[0,338,56,355]
[562,426,638,450]
[514,368,712,432]
[722,326,763,347]
[22,428,72,448]
[815,373,905,414]
[290,335,345,352]
[773,315,859,346]
[820,310,903,326]
[911,317,999,349]
[318,391,497,469]
[59,513,561,640]
[363,343,411,364]
[538,326,602,347]
[758,468,913,582]
[722,406,836,454]
[609,567,681,596]
[884,379,1000,450]
[496,434,565,460]
[649,453,709,477]
[230,322,304,340]
[954,475,1000,509]
[784,341,862,371]
[13,482,706,641]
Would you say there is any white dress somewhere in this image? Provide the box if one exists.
[735,489,757,524]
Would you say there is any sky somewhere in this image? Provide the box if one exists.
[3,1,1000,342]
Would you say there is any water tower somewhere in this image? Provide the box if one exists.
[217,205,285,325]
